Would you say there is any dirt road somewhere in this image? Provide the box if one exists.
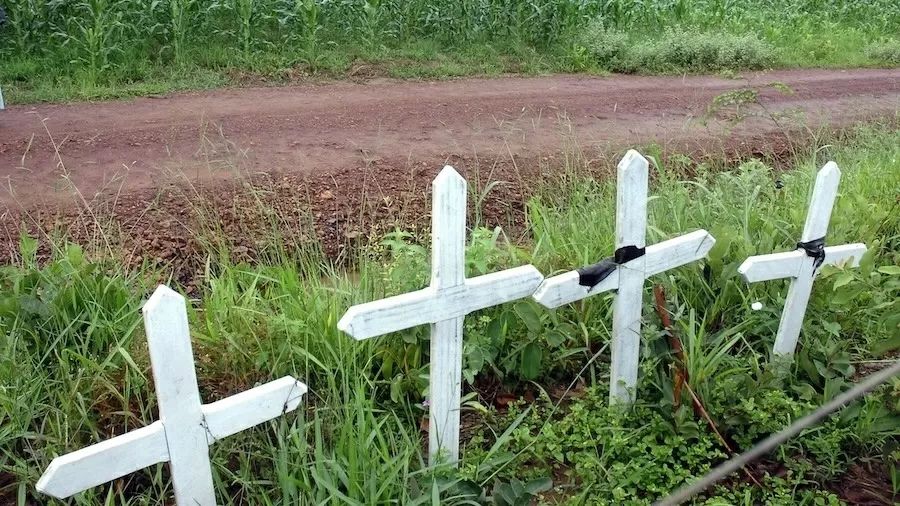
[2,69,898,207]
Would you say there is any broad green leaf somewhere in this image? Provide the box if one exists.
[520,343,542,380]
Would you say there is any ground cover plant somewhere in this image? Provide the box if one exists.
[1,0,899,103]
[0,125,899,503]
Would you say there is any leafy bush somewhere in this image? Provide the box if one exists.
[866,40,900,64]
[580,23,776,73]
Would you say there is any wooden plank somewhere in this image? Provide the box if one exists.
[823,243,867,267]
[36,423,169,499]
[772,258,817,356]
[429,317,463,464]
[738,251,805,283]
[338,265,543,340]
[615,150,649,247]
[610,150,649,405]
[143,286,217,506]
[534,230,715,308]
[644,230,716,277]
[202,377,307,441]
[427,166,467,465]
[801,162,840,242]
[431,166,467,290]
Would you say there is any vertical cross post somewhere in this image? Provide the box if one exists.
[37,285,308,504]
[610,151,648,404]
[533,150,716,405]
[429,167,466,465]
[143,287,216,504]
[738,163,867,358]
[338,166,544,466]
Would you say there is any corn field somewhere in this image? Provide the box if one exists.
[1,0,898,85]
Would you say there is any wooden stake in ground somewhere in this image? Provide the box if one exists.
[36,285,308,505]
[338,166,543,466]
[738,162,867,358]
[533,150,716,405]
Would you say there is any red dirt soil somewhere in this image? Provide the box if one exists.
[0,69,898,281]
[1,69,898,206]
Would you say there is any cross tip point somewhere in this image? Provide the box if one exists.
[618,149,649,173]
[337,311,369,340]
[523,264,546,285]
[36,463,66,499]
[434,165,465,186]
[142,285,184,313]
[699,230,717,250]
[531,281,562,309]
[818,161,841,179]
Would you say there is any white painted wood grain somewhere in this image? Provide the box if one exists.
[36,423,169,499]
[801,162,840,242]
[616,150,649,248]
[738,163,867,358]
[337,166,544,466]
[533,230,715,308]
[143,286,217,506]
[429,317,463,464]
[428,167,466,465]
[202,377,308,441]
[738,243,866,283]
[431,166,467,290]
[609,151,649,405]
[37,285,309,504]
[338,265,543,340]
[771,258,817,356]
[738,251,805,282]
[823,243,867,267]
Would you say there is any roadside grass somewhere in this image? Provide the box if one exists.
[1,125,898,503]
[2,0,899,103]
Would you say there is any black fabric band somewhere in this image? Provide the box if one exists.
[577,245,646,288]
[796,236,826,270]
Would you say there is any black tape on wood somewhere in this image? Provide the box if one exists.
[796,237,826,270]
[577,245,646,288]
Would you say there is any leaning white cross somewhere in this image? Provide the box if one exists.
[37,285,308,505]
[738,162,866,358]
[533,150,716,405]
[338,166,543,466]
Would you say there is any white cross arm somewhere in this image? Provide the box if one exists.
[36,376,308,499]
[203,376,307,441]
[738,243,867,283]
[533,230,716,308]
[36,423,169,499]
[338,265,544,340]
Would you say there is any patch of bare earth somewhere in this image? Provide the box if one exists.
[0,69,897,283]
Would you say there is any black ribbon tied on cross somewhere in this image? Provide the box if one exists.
[577,245,646,288]
[796,236,826,270]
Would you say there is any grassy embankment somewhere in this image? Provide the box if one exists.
[1,0,900,103]
[1,124,898,503]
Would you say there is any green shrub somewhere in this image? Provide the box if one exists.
[866,40,900,64]
[580,24,776,73]
[577,20,628,68]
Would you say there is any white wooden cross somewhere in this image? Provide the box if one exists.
[533,150,716,405]
[738,162,867,358]
[338,166,543,466]
[37,285,308,505]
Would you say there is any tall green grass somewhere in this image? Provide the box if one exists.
[2,0,899,102]
[1,125,898,503]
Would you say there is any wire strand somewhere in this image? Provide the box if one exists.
[655,359,900,506]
